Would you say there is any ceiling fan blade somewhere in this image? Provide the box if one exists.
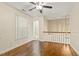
[30,2,36,5]
[40,10,42,13]
[43,6,52,8]
[29,7,36,11]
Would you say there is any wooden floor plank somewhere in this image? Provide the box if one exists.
[0,40,78,56]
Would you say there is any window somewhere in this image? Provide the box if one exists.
[16,15,28,40]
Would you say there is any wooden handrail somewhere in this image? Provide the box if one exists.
[43,31,71,33]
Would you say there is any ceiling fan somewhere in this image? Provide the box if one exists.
[29,2,52,13]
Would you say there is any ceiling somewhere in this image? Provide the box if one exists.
[7,2,74,20]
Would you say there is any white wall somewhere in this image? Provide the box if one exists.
[1,2,79,55]
[0,3,33,54]
[39,18,70,43]
[32,17,44,40]
[70,3,79,54]
[47,19,70,32]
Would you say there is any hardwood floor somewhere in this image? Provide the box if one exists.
[0,41,34,56]
[40,41,78,56]
[0,40,78,56]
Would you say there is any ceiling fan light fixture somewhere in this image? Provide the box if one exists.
[36,5,42,10]
[29,2,52,14]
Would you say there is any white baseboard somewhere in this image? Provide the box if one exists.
[39,40,79,55]
[70,44,79,55]
[39,40,69,44]
[1,39,78,56]
[0,40,32,55]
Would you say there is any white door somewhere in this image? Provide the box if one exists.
[33,20,39,40]
[32,20,40,55]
